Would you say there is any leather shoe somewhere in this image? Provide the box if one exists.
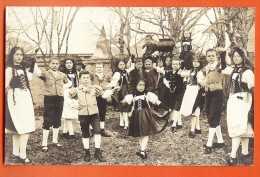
[188,131,195,138]
[171,127,177,133]
[94,149,107,162]
[195,129,201,134]
[204,146,212,154]
[84,149,91,162]
[212,142,225,148]
[136,150,148,159]
[101,129,111,137]
[227,157,238,166]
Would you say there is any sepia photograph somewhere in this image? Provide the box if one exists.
[4,6,255,166]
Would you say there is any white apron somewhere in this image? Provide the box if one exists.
[180,85,199,116]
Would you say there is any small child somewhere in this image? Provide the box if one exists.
[108,59,134,131]
[163,58,186,133]
[121,79,169,159]
[179,53,205,138]
[69,71,108,162]
[35,57,70,152]
[92,61,112,137]
[198,49,225,154]
[60,58,79,140]
[130,58,144,92]
[142,35,159,60]
[143,58,159,94]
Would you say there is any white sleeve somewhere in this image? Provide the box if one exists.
[33,63,42,76]
[147,92,161,105]
[221,66,234,75]
[124,94,134,105]
[108,72,120,88]
[102,89,113,99]
[156,66,165,74]
[242,70,254,89]
[197,71,205,86]
[163,78,170,88]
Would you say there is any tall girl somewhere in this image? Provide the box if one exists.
[121,79,169,159]
[5,47,36,164]
[180,54,205,138]
[222,47,254,165]
[60,58,79,139]
[108,59,134,131]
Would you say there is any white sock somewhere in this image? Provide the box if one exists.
[12,134,20,156]
[67,120,74,135]
[206,128,216,147]
[169,110,174,122]
[190,116,196,132]
[19,133,29,159]
[119,112,124,126]
[42,129,49,147]
[216,125,224,143]
[177,111,182,125]
[94,134,101,148]
[52,128,60,144]
[230,137,241,158]
[141,136,149,151]
[82,138,90,149]
[123,112,128,127]
[100,121,105,129]
[241,138,249,155]
[195,116,201,130]
[63,120,68,134]
[172,111,178,127]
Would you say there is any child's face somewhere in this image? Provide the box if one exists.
[144,61,153,70]
[192,59,200,68]
[80,74,91,85]
[172,60,180,71]
[206,51,217,64]
[165,57,172,66]
[95,64,104,73]
[136,81,145,92]
[65,60,73,70]
[49,59,60,71]
[233,52,243,65]
[13,50,23,65]
[135,62,143,70]
[158,60,163,67]
[184,31,190,38]
[118,61,125,71]
[145,37,152,44]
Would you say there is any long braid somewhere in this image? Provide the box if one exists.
[12,66,16,105]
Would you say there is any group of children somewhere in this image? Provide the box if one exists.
[5,33,254,166]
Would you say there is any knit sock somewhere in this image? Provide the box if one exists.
[82,138,90,149]
[206,128,216,147]
[52,128,60,144]
[169,110,174,122]
[215,125,224,143]
[141,136,149,151]
[63,120,68,134]
[195,116,201,130]
[67,120,74,136]
[176,111,182,125]
[42,129,49,147]
[172,111,178,127]
[19,133,29,159]
[241,138,249,155]
[190,116,196,132]
[100,121,105,129]
[119,112,124,126]
[230,137,241,158]
[12,134,20,156]
[94,134,101,148]
[123,112,129,128]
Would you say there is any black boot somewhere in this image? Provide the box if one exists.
[94,149,107,162]
[84,149,91,162]
[227,157,238,166]
[136,150,148,159]
[101,129,111,137]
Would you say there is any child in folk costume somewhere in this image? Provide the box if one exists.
[142,35,159,60]
[121,79,169,159]
[92,61,112,137]
[179,30,194,70]
[34,57,70,152]
[69,71,110,162]
[108,59,135,131]
[143,57,159,94]
[221,47,254,165]
[179,53,205,138]
[198,49,225,154]
[5,47,36,164]
[129,58,144,92]
[60,58,79,140]
[162,58,186,133]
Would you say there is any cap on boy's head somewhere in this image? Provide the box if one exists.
[135,58,143,64]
